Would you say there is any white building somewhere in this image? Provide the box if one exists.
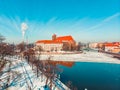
[36,40,63,52]
[89,43,98,48]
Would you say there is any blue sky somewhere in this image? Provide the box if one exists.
[0,0,120,43]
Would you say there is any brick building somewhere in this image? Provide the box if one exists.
[35,34,76,52]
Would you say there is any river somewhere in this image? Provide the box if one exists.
[59,62,120,90]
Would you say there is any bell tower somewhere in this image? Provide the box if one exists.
[52,34,57,40]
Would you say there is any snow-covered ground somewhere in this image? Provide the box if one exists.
[38,51,120,64]
[0,56,70,90]
[1,51,120,90]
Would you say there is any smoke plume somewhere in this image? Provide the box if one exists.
[21,22,28,39]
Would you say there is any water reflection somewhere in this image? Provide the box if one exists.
[28,59,75,89]
[46,60,75,67]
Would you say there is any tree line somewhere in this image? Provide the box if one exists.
[0,34,78,90]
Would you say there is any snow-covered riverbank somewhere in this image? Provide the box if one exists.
[1,57,70,90]
[38,51,120,64]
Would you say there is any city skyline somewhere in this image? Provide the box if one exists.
[0,0,120,43]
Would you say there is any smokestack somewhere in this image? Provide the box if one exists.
[21,22,28,41]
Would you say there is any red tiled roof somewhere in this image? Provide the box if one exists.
[36,40,62,44]
[36,35,74,44]
[105,43,119,47]
[56,35,74,41]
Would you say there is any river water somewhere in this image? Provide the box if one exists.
[59,62,120,90]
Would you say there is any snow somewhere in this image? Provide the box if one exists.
[0,56,70,90]
[38,51,120,64]
[1,51,120,90]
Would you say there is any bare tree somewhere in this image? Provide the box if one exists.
[76,42,81,51]
[65,80,78,90]
[23,47,63,90]
[42,60,63,90]
[36,46,42,77]
[17,42,25,53]
[0,35,7,72]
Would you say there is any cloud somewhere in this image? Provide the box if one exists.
[0,15,21,34]
[0,13,120,43]
[85,12,120,32]
[103,12,120,22]
[0,15,23,43]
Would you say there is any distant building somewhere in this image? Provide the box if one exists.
[89,43,98,48]
[89,42,120,53]
[35,34,76,52]
[104,42,120,53]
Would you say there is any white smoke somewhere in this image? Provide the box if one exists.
[21,22,28,39]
